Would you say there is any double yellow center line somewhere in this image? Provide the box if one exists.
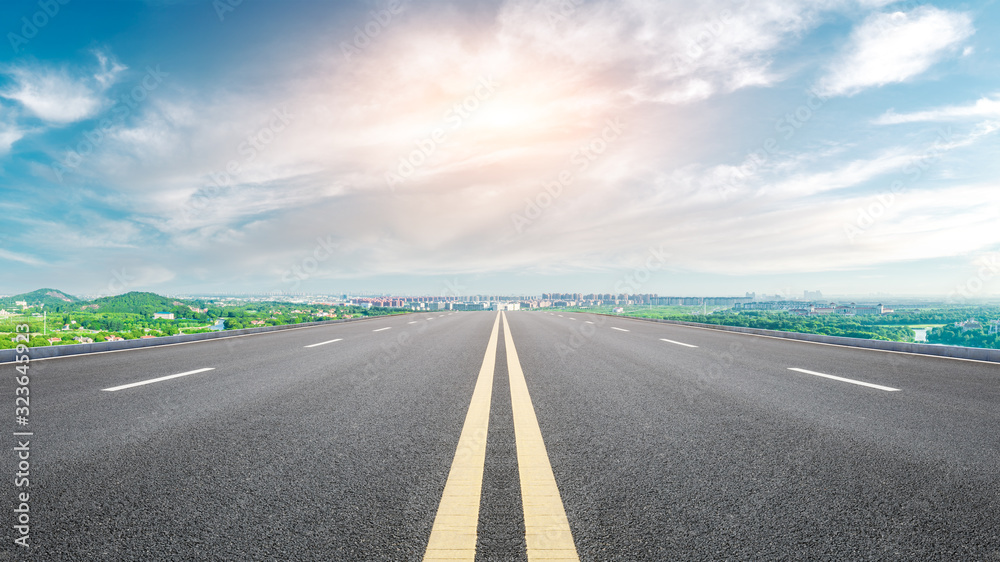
[422,312,499,557]
[424,312,579,561]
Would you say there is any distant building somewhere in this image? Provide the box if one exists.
[153,312,175,320]
[853,304,887,315]
[73,336,94,344]
[736,301,888,315]
[989,320,999,335]
[736,301,800,311]
[804,290,823,300]
[835,303,886,316]
[956,319,983,332]
[105,336,124,342]
[47,337,61,344]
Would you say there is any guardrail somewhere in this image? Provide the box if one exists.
[592,313,1000,363]
[0,314,408,364]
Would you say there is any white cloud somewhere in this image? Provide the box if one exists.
[2,68,102,123]
[93,50,127,88]
[35,2,995,290]
[759,149,913,197]
[496,0,856,105]
[0,106,25,154]
[21,216,143,251]
[0,126,24,154]
[817,7,974,97]
[0,50,126,124]
[0,99,30,154]
[875,96,1000,124]
[120,265,176,289]
[50,0,876,237]
[713,124,997,200]
[0,248,46,267]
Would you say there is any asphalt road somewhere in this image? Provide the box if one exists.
[3,310,999,560]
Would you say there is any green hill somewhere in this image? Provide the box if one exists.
[87,292,200,316]
[0,288,81,310]
[0,289,210,318]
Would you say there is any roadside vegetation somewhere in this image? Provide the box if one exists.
[563,304,1000,349]
[0,290,406,349]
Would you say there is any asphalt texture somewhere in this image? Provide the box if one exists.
[3,310,999,560]
[476,321,526,562]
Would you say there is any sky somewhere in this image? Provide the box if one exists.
[0,0,998,299]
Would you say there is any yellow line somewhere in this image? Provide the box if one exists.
[501,312,580,561]
[423,312,501,561]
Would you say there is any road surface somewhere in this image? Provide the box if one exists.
[4,311,999,560]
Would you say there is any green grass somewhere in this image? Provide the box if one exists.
[566,304,707,317]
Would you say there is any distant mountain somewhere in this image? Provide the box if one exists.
[0,288,81,309]
[0,289,210,317]
[87,292,201,316]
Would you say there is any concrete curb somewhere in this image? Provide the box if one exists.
[0,314,409,364]
[591,313,1000,363]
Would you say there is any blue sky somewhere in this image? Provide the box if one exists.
[0,0,998,298]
